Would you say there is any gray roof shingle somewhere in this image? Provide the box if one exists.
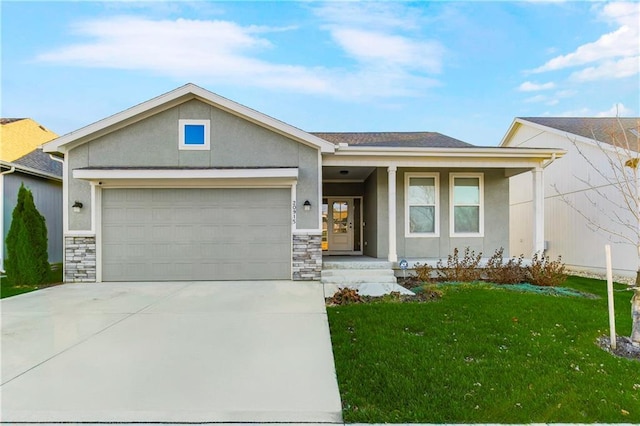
[13,147,62,177]
[311,132,475,148]
[520,117,640,146]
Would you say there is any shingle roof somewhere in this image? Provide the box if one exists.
[520,117,640,145]
[311,132,475,148]
[0,118,26,125]
[12,147,62,177]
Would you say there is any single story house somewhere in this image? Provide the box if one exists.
[1,119,62,271]
[501,117,640,279]
[43,84,564,283]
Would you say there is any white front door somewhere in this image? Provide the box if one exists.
[327,199,354,252]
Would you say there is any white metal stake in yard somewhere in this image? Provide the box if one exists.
[605,244,616,350]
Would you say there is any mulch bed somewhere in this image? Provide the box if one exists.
[597,335,640,362]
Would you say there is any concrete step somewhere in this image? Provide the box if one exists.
[321,269,396,278]
[322,260,392,270]
[320,275,398,285]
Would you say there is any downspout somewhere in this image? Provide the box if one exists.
[542,152,557,169]
[0,165,16,273]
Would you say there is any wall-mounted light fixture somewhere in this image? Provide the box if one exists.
[72,201,83,213]
[303,200,311,211]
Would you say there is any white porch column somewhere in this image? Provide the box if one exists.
[532,167,545,254]
[387,166,398,262]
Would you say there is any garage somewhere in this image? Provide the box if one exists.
[101,188,292,281]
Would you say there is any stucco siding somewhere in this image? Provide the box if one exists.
[67,99,320,231]
[395,168,509,259]
[3,173,62,263]
[363,170,378,257]
[68,144,91,231]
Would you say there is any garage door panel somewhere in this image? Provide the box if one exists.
[102,188,291,281]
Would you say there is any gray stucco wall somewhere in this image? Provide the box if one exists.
[370,167,510,260]
[3,173,63,263]
[68,99,320,230]
[363,169,379,258]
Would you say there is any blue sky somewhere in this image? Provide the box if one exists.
[2,1,638,146]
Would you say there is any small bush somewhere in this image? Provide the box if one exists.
[484,247,527,284]
[331,287,363,305]
[413,262,434,283]
[527,252,567,287]
[436,247,482,282]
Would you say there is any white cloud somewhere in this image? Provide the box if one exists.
[529,2,639,82]
[518,81,556,91]
[524,94,548,103]
[312,2,445,79]
[35,13,443,101]
[570,55,640,81]
[330,28,444,73]
[596,103,634,117]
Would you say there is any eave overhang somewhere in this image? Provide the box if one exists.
[72,167,299,188]
[322,146,565,175]
[44,84,335,155]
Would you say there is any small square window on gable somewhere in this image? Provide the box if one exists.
[179,119,210,150]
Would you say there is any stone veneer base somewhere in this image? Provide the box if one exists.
[64,235,96,283]
[292,231,322,281]
[63,232,322,282]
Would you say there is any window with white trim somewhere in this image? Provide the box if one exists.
[179,119,210,150]
[450,173,484,236]
[405,173,439,237]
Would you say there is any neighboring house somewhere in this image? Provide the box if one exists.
[1,118,62,271]
[43,84,564,283]
[501,117,640,279]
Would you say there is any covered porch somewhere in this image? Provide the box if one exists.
[321,146,563,264]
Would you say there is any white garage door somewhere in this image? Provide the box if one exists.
[102,188,291,281]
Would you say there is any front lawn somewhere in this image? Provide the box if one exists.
[327,276,640,423]
[0,263,63,298]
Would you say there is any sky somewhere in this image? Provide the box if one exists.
[1,0,639,146]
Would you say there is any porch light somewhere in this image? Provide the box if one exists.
[72,201,83,213]
[303,200,312,211]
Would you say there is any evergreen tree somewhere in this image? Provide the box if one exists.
[5,184,50,285]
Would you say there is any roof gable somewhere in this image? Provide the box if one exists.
[44,83,335,154]
[502,117,640,149]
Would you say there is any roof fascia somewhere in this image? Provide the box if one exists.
[505,118,623,150]
[0,160,62,181]
[328,145,565,158]
[499,118,524,147]
[44,84,335,154]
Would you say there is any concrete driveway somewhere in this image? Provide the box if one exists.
[1,281,343,423]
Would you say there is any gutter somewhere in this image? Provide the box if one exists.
[542,152,557,169]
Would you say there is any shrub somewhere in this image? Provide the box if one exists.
[413,262,434,283]
[4,184,50,285]
[484,247,527,284]
[331,287,363,305]
[527,252,567,287]
[436,247,482,282]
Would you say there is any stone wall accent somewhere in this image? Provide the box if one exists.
[64,235,96,283]
[292,231,322,280]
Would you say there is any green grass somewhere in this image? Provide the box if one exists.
[0,263,63,298]
[327,276,640,423]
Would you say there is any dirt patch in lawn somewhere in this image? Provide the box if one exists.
[597,335,640,362]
